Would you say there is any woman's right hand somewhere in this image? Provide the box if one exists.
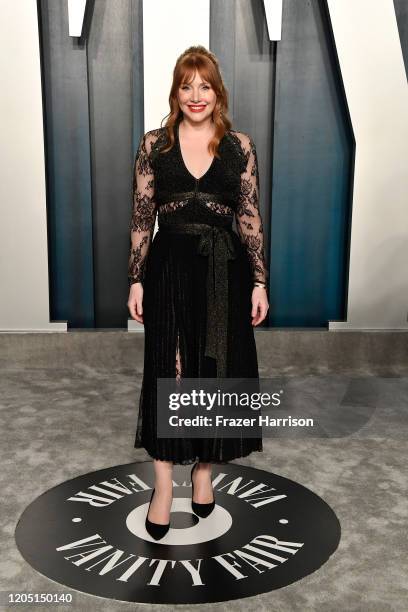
[127,282,144,324]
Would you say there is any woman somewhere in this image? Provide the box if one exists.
[127,46,269,540]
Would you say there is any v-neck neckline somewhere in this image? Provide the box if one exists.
[176,120,217,182]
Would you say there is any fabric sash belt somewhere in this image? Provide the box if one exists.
[159,222,238,377]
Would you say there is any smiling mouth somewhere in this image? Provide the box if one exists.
[188,105,206,111]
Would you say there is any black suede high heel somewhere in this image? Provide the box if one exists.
[191,462,215,518]
[145,488,170,540]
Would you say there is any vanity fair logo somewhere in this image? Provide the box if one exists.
[15,462,340,604]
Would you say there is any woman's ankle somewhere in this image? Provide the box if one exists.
[154,478,173,493]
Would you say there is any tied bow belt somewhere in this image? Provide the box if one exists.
[159,222,238,377]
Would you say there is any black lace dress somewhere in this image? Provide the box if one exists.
[128,118,268,465]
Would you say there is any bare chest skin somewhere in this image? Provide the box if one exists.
[178,130,215,180]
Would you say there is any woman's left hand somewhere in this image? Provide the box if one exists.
[251,287,269,326]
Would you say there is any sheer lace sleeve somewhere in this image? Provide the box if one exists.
[128,132,157,287]
[235,132,268,288]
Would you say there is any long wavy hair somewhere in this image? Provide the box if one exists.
[159,45,232,159]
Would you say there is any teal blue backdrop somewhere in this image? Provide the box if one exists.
[38,0,408,329]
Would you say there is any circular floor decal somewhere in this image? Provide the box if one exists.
[15,462,341,604]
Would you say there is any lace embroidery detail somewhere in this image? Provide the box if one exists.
[159,200,189,214]
[232,132,268,286]
[128,126,268,287]
[205,201,233,216]
[149,128,168,164]
[128,130,161,285]
[227,130,248,173]
[158,195,233,217]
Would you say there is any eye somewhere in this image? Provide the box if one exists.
[202,85,210,90]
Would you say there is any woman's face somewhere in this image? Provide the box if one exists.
[178,70,217,123]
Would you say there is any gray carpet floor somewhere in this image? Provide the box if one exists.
[1,360,407,611]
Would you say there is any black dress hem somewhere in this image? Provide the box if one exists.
[135,442,264,466]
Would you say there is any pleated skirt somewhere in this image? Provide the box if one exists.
[134,226,263,465]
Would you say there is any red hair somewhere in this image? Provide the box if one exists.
[159,45,232,158]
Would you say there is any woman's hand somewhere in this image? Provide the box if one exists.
[251,286,269,326]
[127,282,144,324]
